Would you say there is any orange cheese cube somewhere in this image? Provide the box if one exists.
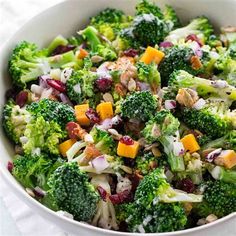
[117,141,139,159]
[140,46,165,65]
[74,104,90,126]
[59,139,77,157]
[96,102,113,120]
[217,150,236,169]
[181,134,200,153]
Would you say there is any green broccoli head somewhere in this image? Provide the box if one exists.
[202,130,236,151]
[135,0,163,19]
[26,98,75,128]
[136,61,161,92]
[12,153,64,189]
[90,127,116,155]
[48,162,100,221]
[2,100,32,144]
[181,100,234,139]
[135,168,202,207]
[168,70,236,103]
[66,69,97,104]
[165,16,214,44]
[22,116,66,155]
[194,180,236,218]
[142,110,180,144]
[90,8,131,41]
[79,26,117,60]
[163,5,181,31]
[158,46,202,86]
[132,13,168,47]
[126,202,187,233]
[8,41,77,88]
[121,91,159,122]
[135,152,157,175]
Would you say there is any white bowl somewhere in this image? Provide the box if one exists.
[0,0,236,235]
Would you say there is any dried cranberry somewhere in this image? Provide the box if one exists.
[85,108,100,123]
[186,34,203,47]
[123,158,136,168]
[111,115,123,130]
[176,178,195,193]
[46,79,66,92]
[95,77,113,93]
[123,48,139,57]
[51,45,76,56]
[97,186,108,201]
[120,136,134,145]
[7,161,14,173]
[66,121,78,139]
[159,41,174,48]
[109,189,133,204]
[130,172,143,191]
[16,91,28,107]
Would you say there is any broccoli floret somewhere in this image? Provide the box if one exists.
[135,0,163,19]
[214,53,236,86]
[142,110,185,172]
[202,130,236,151]
[135,152,157,175]
[136,62,161,92]
[123,168,202,232]
[163,5,181,31]
[48,162,100,221]
[158,46,202,86]
[8,41,77,88]
[90,174,118,230]
[90,8,131,41]
[194,180,236,218]
[207,165,236,184]
[12,153,64,189]
[66,69,97,104]
[21,116,65,155]
[126,202,187,233]
[165,16,214,44]
[90,127,116,155]
[120,91,158,122]
[207,34,222,48]
[132,13,168,47]
[26,99,75,128]
[2,100,31,143]
[79,26,117,60]
[180,100,234,139]
[168,70,236,103]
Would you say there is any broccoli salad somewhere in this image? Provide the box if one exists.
[3,0,236,233]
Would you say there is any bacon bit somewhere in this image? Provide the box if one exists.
[84,144,101,160]
[115,83,127,97]
[97,186,108,201]
[109,189,133,205]
[191,55,203,70]
[66,121,88,140]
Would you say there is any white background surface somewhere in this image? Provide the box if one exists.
[0,2,64,236]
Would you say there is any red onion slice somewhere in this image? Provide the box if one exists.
[98,118,113,130]
[173,141,185,156]
[59,93,73,106]
[7,161,14,173]
[97,186,108,201]
[164,100,176,110]
[90,155,110,173]
[33,186,45,198]
[206,148,222,162]
[193,98,206,110]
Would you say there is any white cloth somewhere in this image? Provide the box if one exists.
[0,2,74,235]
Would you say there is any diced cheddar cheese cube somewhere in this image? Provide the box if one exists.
[96,102,113,120]
[217,150,236,169]
[59,139,77,157]
[140,46,165,65]
[117,141,139,159]
[181,134,200,153]
[74,104,90,126]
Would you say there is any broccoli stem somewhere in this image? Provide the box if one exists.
[80,26,101,51]
[210,166,236,184]
[47,35,69,55]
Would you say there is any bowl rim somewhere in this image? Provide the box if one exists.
[0,0,235,235]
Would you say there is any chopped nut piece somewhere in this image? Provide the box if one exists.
[152,147,162,157]
[206,214,218,223]
[26,188,35,197]
[176,88,199,108]
[127,78,137,92]
[91,55,104,63]
[103,93,114,103]
[197,218,207,226]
